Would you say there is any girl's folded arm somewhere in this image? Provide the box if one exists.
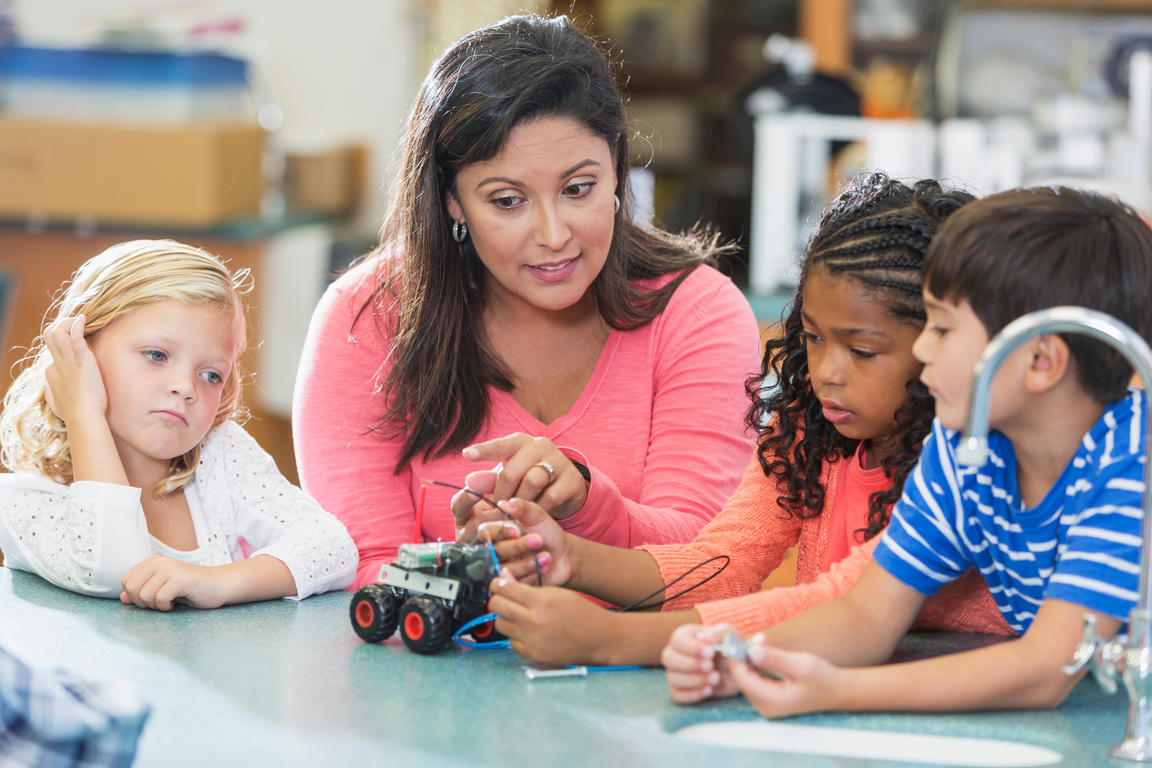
[0,477,151,597]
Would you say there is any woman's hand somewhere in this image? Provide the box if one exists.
[728,635,843,718]
[451,435,588,537]
[43,315,107,425]
[662,624,743,704]
[120,555,230,611]
[488,569,620,666]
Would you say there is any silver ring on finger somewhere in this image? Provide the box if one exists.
[533,460,555,485]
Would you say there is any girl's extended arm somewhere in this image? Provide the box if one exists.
[489,497,670,604]
[493,453,810,608]
[487,572,701,666]
[491,540,875,668]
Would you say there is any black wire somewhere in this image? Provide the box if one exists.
[422,479,543,586]
[615,555,731,613]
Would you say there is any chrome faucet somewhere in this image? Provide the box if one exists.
[956,306,1152,763]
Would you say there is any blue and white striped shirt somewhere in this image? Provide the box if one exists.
[874,390,1146,634]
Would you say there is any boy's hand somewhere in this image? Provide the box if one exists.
[662,624,742,703]
[728,634,843,718]
[43,315,107,424]
[487,571,618,665]
[453,434,588,527]
[120,555,230,611]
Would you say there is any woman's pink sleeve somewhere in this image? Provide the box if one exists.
[695,537,879,634]
[292,273,414,589]
[558,271,762,547]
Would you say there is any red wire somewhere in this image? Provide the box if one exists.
[412,484,427,544]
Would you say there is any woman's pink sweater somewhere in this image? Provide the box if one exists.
[293,260,762,588]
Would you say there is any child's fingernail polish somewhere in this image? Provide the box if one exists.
[526,534,542,547]
[537,552,552,566]
[463,447,478,459]
[498,499,513,510]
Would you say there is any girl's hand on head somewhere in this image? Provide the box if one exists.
[43,315,107,424]
[728,635,842,718]
[120,555,229,611]
[662,624,742,704]
[459,434,589,520]
[487,568,620,666]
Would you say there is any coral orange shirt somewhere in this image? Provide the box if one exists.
[642,448,1015,637]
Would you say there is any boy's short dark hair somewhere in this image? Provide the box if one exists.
[924,186,1152,403]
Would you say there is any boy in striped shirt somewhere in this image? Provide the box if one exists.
[663,186,1152,715]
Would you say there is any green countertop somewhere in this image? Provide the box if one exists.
[0,568,1134,767]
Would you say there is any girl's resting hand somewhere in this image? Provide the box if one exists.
[120,555,229,611]
[487,569,620,666]
[43,315,108,424]
[662,624,742,704]
[728,634,843,718]
[451,434,588,534]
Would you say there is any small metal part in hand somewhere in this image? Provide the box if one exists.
[711,633,752,664]
[710,634,783,680]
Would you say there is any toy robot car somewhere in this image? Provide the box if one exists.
[349,541,500,654]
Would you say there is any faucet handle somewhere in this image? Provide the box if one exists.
[1063,613,1123,694]
[1063,615,1100,675]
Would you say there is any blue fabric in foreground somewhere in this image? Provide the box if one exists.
[0,642,150,768]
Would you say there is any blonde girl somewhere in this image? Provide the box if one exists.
[0,240,356,610]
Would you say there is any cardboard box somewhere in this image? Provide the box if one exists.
[284,143,367,216]
[0,119,264,226]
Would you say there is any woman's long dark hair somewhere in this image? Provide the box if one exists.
[368,14,736,470]
[746,172,975,540]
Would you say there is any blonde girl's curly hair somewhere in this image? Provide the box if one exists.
[0,239,251,498]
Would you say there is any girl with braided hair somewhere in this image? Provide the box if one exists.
[482,172,1017,668]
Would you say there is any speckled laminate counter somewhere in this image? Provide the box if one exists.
[0,568,1134,767]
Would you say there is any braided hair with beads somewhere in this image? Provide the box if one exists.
[746,172,975,541]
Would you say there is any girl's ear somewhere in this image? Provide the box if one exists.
[1024,333,1070,394]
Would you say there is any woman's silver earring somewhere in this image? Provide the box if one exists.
[613,194,621,213]
[452,220,468,243]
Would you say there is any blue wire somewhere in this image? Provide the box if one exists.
[452,611,510,650]
[568,665,646,672]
